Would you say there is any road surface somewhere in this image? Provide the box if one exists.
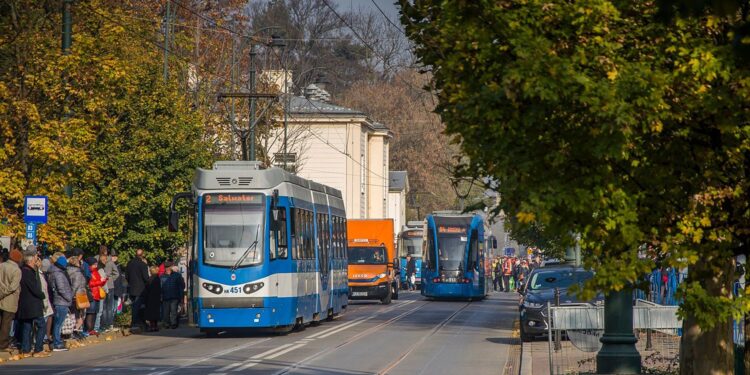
[2,291,517,375]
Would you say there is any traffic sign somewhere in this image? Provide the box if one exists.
[24,196,48,224]
[25,222,37,243]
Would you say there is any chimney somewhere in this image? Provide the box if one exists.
[304,83,331,103]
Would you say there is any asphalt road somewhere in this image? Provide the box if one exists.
[2,291,518,375]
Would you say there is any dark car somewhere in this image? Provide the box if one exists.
[518,266,600,341]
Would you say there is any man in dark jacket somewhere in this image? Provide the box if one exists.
[405,255,417,291]
[126,248,149,330]
[161,265,185,329]
[18,253,49,357]
[47,254,73,351]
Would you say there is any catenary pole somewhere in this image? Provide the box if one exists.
[62,0,73,198]
[249,44,257,161]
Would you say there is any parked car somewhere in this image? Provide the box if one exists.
[518,266,600,342]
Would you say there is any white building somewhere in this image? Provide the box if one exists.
[269,84,393,220]
[388,171,409,236]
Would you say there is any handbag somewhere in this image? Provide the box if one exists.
[99,287,107,299]
[75,291,90,309]
[62,312,76,335]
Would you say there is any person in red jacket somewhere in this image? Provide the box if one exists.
[85,258,108,336]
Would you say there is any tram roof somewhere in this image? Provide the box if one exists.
[193,161,342,199]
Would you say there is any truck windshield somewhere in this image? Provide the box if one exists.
[348,246,387,265]
[437,235,466,271]
[203,193,265,268]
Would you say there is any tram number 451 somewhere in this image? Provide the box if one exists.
[224,286,242,294]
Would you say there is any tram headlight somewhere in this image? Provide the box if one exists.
[202,282,223,295]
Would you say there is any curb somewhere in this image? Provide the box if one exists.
[520,338,532,375]
[0,328,129,365]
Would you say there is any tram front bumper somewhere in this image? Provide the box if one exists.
[348,282,389,299]
[198,299,295,328]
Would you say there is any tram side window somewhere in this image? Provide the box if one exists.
[425,226,436,270]
[469,229,479,270]
[305,210,312,259]
[277,208,288,259]
[341,218,348,259]
[294,209,302,260]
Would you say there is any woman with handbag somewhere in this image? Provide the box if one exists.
[86,258,108,336]
[66,256,88,339]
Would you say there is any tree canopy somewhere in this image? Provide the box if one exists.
[400,0,750,372]
[0,0,212,262]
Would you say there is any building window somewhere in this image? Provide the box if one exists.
[273,153,297,173]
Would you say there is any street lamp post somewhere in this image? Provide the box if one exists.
[249,44,257,160]
[596,288,641,374]
[218,30,284,162]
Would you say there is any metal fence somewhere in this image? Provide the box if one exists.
[633,269,688,306]
[546,300,681,374]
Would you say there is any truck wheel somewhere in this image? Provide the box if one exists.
[381,288,392,305]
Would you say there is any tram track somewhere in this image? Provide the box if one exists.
[270,299,432,375]
[376,301,472,374]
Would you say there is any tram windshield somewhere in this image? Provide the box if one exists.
[437,235,467,271]
[348,246,387,265]
[203,193,265,268]
[400,234,423,258]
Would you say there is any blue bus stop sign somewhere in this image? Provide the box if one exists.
[24,196,48,224]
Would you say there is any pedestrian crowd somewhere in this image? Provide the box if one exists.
[491,251,541,293]
[0,243,185,360]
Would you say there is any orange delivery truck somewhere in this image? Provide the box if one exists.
[346,219,399,304]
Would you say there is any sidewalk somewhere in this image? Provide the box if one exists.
[0,328,129,364]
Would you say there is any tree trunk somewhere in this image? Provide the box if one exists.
[680,260,734,375]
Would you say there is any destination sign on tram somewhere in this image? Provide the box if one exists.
[438,226,466,234]
[203,193,261,205]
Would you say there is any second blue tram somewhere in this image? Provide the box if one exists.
[398,221,424,288]
[169,161,348,335]
[420,212,490,300]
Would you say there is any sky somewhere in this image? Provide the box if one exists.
[334,0,402,26]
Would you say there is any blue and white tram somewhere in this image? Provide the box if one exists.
[169,161,348,335]
[420,212,490,300]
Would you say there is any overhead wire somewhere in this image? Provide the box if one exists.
[82,3,233,88]
[370,0,405,35]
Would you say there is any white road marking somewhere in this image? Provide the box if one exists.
[306,318,364,339]
[264,343,307,359]
[147,338,271,375]
[232,343,307,371]
[317,319,369,339]
[233,359,261,371]
[216,362,243,372]
[251,343,295,359]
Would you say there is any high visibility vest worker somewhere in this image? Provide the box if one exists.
[502,259,514,275]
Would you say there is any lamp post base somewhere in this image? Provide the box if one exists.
[596,289,641,374]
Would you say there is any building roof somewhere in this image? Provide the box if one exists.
[288,95,364,116]
[389,171,409,192]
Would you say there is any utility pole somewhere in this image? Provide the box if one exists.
[249,44,257,161]
[163,1,170,82]
[283,67,288,171]
[62,0,73,198]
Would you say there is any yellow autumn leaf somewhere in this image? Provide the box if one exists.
[516,211,536,224]
[607,69,618,81]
